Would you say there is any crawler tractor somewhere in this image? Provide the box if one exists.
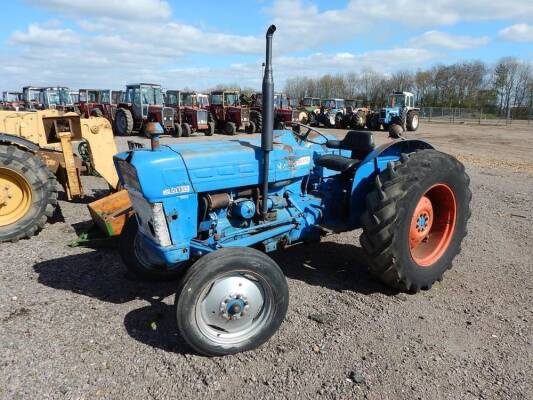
[115,26,471,356]
[0,109,121,242]
[114,83,175,136]
[208,90,252,135]
[165,90,214,137]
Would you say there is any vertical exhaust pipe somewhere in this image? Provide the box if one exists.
[261,24,276,218]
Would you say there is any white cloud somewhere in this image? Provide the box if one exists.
[9,24,79,46]
[498,24,533,43]
[411,30,489,49]
[24,0,171,21]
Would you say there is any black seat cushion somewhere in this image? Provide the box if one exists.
[315,154,360,173]
[326,130,375,160]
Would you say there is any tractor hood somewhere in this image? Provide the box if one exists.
[114,130,317,201]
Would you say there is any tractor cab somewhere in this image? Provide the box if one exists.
[22,87,42,109]
[40,87,75,111]
[78,89,100,103]
[379,91,420,132]
[345,99,365,113]
[2,91,23,109]
[301,97,321,108]
[77,89,117,120]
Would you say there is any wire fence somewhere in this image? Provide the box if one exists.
[419,107,532,126]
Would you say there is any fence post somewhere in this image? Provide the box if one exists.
[452,108,455,124]
[429,107,432,122]
[479,109,482,125]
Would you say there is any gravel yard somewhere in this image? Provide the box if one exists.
[1,123,532,399]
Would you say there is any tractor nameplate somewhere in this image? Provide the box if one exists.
[163,185,191,196]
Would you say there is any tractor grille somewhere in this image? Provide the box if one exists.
[241,108,250,123]
[162,107,174,128]
[197,109,208,125]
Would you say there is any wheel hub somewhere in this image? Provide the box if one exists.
[220,293,250,320]
[0,168,32,226]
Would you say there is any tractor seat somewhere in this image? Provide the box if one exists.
[315,155,360,173]
[315,130,375,173]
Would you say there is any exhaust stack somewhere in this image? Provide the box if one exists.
[261,24,276,218]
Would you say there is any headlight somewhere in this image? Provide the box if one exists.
[129,190,172,247]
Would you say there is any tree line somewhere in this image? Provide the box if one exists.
[284,58,533,118]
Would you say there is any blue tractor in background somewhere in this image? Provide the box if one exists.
[114,26,471,356]
[369,91,420,137]
[318,98,346,128]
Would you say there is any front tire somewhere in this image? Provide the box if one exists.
[360,150,471,292]
[119,215,185,280]
[224,121,236,135]
[246,121,256,134]
[90,108,103,117]
[176,247,289,356]
[181,123,192,137]
[0,145,58,242]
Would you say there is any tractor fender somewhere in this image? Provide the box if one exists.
[0,132,39,152]
[349,139,434,227]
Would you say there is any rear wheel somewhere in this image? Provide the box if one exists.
[119,215,185,280]
[360,150,471,292]
[224,121,237,135]
[0,145,58,242]
[406,111,419,131]
[250,110,262,133]
[181,123,192,137]
[175,247,289,356]
[366,113,380,130]
[114,108,134,136]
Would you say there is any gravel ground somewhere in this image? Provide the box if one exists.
[1,124,532,399]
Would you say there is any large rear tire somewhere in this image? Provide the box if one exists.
[366,113,380,130]
[406,111,419,131]
[119,215,185,280]
[0,145,58,242]
[250,110,262,133]
[114,108,134,136]
[360,150,471,292]
[175,247,289,356]
[224,121,237,135]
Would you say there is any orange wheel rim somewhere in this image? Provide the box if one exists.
[409,184,457,267]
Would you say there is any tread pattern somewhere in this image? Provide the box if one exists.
[0,145,58,242]
[360,149,472,292]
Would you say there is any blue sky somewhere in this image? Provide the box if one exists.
[0,0,532,91]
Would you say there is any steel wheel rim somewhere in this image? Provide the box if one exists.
[0,167,32,226]
[195,271,272,346]
[409,183,457,267]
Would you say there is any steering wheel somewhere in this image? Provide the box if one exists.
[293,123,329,145]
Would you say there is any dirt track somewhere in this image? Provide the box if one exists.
[1,123,532,399]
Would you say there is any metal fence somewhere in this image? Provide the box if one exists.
[419,107,532,126]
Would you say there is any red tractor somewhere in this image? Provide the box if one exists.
[165,90,215,137]
[208,90,252,135]
[243,92,299,133]
[114,83,175,136]
[1,91,23,110]
[76,89,120,123]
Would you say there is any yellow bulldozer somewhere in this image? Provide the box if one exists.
[0,109,130,242]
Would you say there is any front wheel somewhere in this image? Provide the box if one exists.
[181,122,192,137]
[176,247,289,356]
[119,216,185,280]
[245,121,256,134]
[360,150,472,292]
[205,121,215,136]
[224,121,236,135]
[406,111,419,131]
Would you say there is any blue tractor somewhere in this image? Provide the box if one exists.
[114,26,471,356]
[318,98,346,128]
[370,91,420,137]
